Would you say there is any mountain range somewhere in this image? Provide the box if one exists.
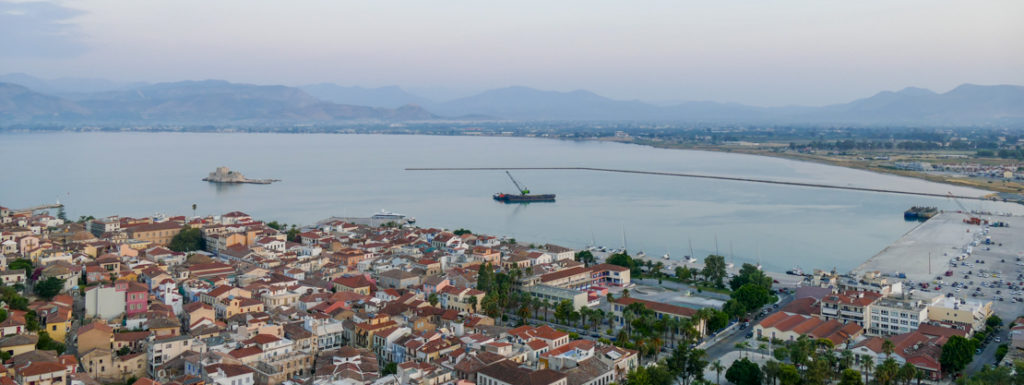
[1,73,1022,126]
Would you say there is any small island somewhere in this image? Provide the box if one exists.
[202,166,280,184]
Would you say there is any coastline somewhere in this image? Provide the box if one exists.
[615,138,1022,197]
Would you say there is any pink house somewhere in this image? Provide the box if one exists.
[116,281,149,316]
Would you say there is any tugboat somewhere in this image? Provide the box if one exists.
[493,171,556,203]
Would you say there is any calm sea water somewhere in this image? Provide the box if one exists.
[2,132,1020,272]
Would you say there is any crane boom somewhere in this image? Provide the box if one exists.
[505,171,530,195]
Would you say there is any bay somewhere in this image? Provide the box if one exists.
[2,132,1020,273]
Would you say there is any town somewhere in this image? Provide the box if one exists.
[0,204,1020,385]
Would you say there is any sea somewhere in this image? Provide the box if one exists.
[2,132,1021,273]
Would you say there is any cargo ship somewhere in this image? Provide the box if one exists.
[493,171,556,203]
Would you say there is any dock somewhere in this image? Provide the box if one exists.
[12,203,63,213]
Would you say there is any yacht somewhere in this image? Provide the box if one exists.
[372,210,416,223]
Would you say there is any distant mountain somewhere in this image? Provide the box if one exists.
[1,75,1021,126]
[0,73,146,95]
[0,80,434,123]
[810,84,1024,124]
[430,86,663,120]
[0,82,89,120]
[431,84,1024,125]
[299,83,430,108]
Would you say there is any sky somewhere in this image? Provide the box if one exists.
[1,0,1022,106]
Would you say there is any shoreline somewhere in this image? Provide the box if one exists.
[617,138,1022,197]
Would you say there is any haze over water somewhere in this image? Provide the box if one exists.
[2,132,1020,272]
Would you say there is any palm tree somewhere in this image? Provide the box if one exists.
[860,354,874,385]
[467,295,478,313]
[763,360,780,385]
[710,360,725,385]
[882,338,895,359]
[898,362,918,385]
[758,342,769,359]
[191,203,197,217]
[734,341,751,358]
[542,299,552,321]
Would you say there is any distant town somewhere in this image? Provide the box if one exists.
[0,203,1022,385]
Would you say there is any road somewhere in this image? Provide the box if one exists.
[965,326,1008,374]
[703,293,796,362]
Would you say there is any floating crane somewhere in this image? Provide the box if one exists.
[506,171,530,195]
[493,171,555,203]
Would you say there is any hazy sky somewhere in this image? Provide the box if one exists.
[1,0,1022,106]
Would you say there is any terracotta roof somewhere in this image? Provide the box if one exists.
[17,361,66,376]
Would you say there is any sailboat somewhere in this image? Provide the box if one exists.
[726,241,735,269]
[685,239,698,263]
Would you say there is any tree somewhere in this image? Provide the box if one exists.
[381,362,398,376]
[702,254,727,288]
[286,226,300,242]
[33,277,66,300]
[575,250,595,266]
[467,295,478,314]
[168,226,206,252]
[266,221,283,230]
[25,310,39,331]
[731,283,773,315]
[427,293,439,307]
[882,338,895,358]
[607,253,640,275]
[730,263,773,291]
[36,331,65,354]
[555,300,575,325]
[897,362,918,385]
[777,364,800,385]
[940,335,974,374]
[453,228,472,235]
[56,205,67,221]
[726,358,763,385]
[838,368,864,385]
[117,346,132,356]
[8,259,32,272]
[762,360,781,385]
[676,266,692,281]
[987,315,1003,329]
[710,360,725,385]
[477,263,495,292]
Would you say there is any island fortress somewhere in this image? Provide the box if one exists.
[202,166,280,184]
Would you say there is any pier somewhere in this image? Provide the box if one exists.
[406,166,1003,203]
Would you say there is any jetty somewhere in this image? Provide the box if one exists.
[203,167,280,184]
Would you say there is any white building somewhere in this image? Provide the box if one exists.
[85,285,126,320]
[205,363,255,385]
[868,296,931,336]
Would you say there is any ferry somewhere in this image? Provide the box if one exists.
[372,210,416,223]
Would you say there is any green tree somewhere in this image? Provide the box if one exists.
[777,364,800,385]
[676,266,692,281]
[286,226,300,242]
[730,263,773,291]
[940,335,974,374]
[838,368,864,385]
[8,259,33,272]
[731,283,773,315]
[762,360,781,385]
[987,315,1003,329]
[168,226,206,252]
[555,300,575,325]
[35,331,66,354]
[996,344,1009,362]
[25,310,39,331]
[381,362,398,375]
[726,358,763,385]
[117,346,132,356]
[427,293,439,307]
[266,221,283,230]
[702,254,727,288]
[574,250,595,266]
[453,228,472,235]
[607,253,640,275]
[710,360,725,385]
[33,277,66,300]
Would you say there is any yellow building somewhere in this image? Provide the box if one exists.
[45,309,72,343]
[927,297,993,333]
[0,334,37,357]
